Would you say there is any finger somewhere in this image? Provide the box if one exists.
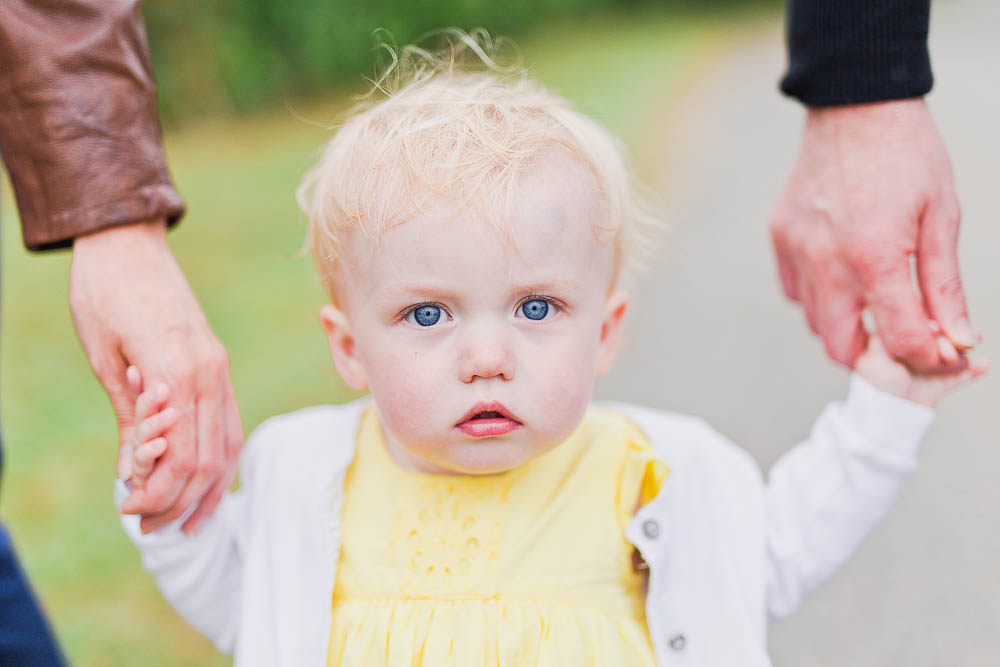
[134,383,170,428]
[133,437,168,480]
[180,474,229,534]
[812,289,868,368]
[969,358,991,378]
[140,367,228,532]
[121,386,195,516]
[917,195,979,350]
[96,354,140,480]
[771,223,801,302]
[935,335,960,366]
[223,380,245,463]
[126,365,144,394]
[135,406,179,444]
[862,256,946,373]
[936,359,989,393]
[184,382,244,532]
[797,273,820,335]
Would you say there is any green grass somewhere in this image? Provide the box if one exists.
[0,9,766,665]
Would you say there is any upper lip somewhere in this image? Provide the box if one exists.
[455,401,522,426]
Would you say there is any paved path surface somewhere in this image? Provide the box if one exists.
[597,2,999,664]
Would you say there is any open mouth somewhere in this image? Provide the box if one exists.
[456,402,522,438]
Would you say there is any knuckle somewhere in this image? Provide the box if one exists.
[933,272,965,302]
[207,344,230,373]
[938,200,962,228]
[847,245,892,284]
[170,456,196,479]
[199,459,223,481]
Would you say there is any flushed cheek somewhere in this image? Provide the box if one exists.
[521,340,596,441]
[364,345,447,443]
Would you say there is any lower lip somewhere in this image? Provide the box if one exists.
[456,418,521,437]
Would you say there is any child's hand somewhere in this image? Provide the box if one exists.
[121,366,177,489]
[855,322,988,408]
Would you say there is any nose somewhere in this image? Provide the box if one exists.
[458,322,514,383]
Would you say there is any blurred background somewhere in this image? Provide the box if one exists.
[1,0,996,665]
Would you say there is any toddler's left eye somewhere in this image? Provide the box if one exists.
[519,299,551,321]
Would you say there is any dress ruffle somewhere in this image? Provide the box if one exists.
[329,597,656,666]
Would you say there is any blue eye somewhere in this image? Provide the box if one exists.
[409,305,442,327]
[520,298,550,321]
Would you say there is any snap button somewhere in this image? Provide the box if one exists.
[642,519,660,539]
[669,634,686,651]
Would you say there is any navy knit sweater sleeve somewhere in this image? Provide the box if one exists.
[781,0,932,106]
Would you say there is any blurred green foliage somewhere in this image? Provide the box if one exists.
[144,0,777,123]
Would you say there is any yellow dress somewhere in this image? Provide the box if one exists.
[327,406,668,666]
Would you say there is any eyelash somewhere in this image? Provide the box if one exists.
[397,296,566,324]
[515,295,564,318]
[399,302,451,324]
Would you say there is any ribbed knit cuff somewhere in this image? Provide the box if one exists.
[780,0,933,106]
[840,373,935,462]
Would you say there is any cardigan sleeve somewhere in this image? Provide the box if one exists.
[764,374,934,619]
[780,0,933,106]
[116,416,274,654]
[0,0,184,250]
[117,481,246,653]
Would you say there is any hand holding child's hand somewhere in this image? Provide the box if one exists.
[119,366,177,489]
[855,323,988,408]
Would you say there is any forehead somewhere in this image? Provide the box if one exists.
[340,150,614,294]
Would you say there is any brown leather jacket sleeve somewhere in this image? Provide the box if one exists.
[0,0,184,251]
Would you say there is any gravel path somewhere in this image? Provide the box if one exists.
[597,2,1000,664]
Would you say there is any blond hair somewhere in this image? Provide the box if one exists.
[297,29,661,298]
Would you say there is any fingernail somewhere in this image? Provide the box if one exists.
[950,318,978,350]
[936,335,959,363]
[155,383,169,400]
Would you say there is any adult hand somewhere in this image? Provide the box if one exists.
[770,98,979,372]
[69,220,243,533]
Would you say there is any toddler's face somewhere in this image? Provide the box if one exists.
[321,151,628,474]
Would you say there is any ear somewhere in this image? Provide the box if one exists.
[319,304,368,391]
[595,289,629,377]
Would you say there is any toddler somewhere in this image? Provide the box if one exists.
[118,32,985,667]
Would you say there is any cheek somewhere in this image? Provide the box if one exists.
[522,328,600,439]
[362,336,446,440]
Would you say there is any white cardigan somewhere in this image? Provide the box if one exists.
[118,374,933,666]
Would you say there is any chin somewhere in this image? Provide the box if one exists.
[440,439,545,475]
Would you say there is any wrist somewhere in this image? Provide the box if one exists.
[72,219,168,252]
[806,98,927,126]
[842,373,935,459]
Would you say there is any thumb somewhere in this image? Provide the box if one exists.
[917,195,978,350]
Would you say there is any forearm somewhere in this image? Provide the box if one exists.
[0,0,183,250]
[780,0,932,106]
[117,481,244,653]
[764,375,934,619]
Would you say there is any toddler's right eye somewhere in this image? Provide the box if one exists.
[408,305,443,327]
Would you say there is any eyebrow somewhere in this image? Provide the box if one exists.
[507,279,578,296]
[377,278,578,301]
[376,282,464,302]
